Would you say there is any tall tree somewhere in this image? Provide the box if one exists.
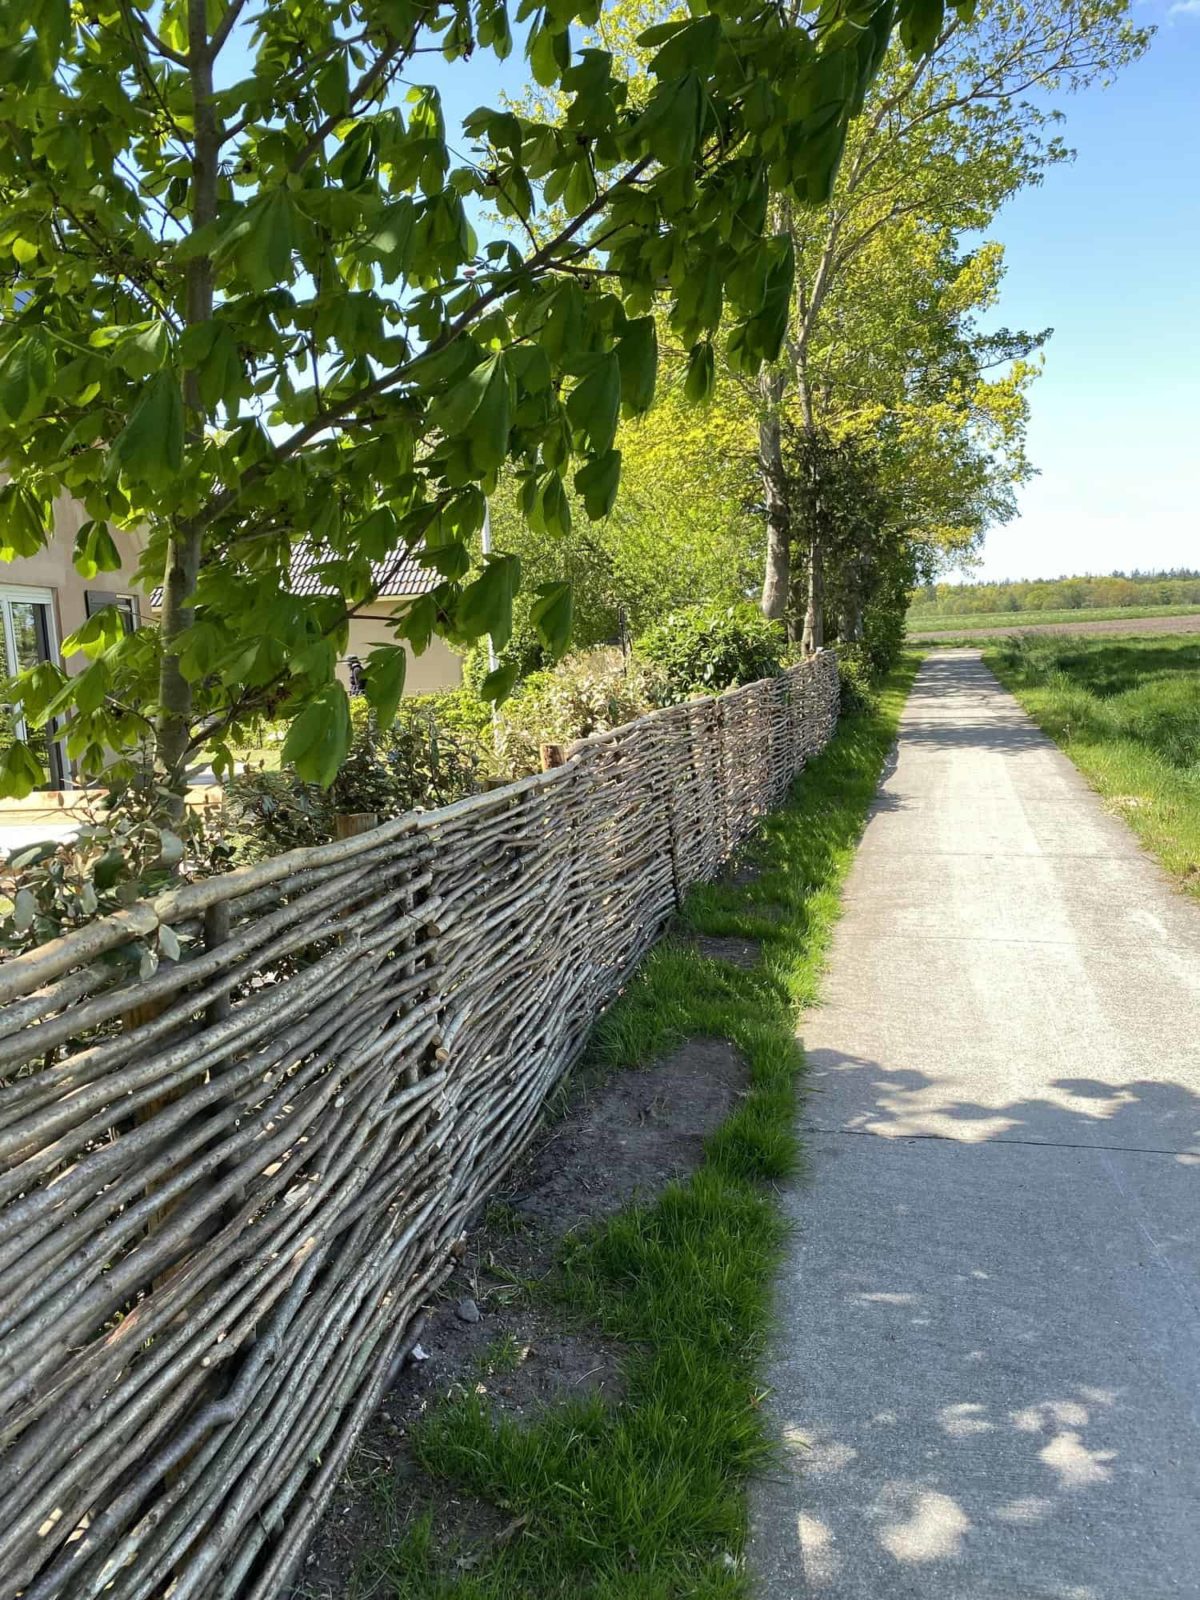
[756,0,1149,643]
[0,0,958,803]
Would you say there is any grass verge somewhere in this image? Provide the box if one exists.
[351,654,918,1600]
[986,634,1200,894]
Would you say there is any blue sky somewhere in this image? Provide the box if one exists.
[966,2,1200,581]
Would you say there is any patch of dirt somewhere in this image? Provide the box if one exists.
[292,1038,748,1599]
[508,1037,748,1237]
[725,860,761,887]
[685,934,762,969]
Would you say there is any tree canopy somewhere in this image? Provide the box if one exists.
[753,0,1148,642]
[0,0,970,801]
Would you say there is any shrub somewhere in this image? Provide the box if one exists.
[635,603,785,704]
[834,646,879,715]
[493,651,650,775]
[0,788,208,966]
[211,691,489,863]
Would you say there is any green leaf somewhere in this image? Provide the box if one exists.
[0,483,48,560]
[117,321,171,380]
[364,198,416,281]
[92,848,125,891]
[480,660,520,704]
[430,353,511,472]
[181,320,244,417]
[12,887,37,930]
[527,21,569,88]
[644,15,721,80]
[634,72,705,166]
[215,190,296,291]
[616,318,656,415]
[107,370,184,489]
[566,351,621,453]
[530,580,573,661]
[0,741,46,801]
[535,471,572,538]
[363,644,408,729]
[72,520,121,579]
[316,51,351,118]
[456,553,522,649]
[574,448,621,520]
[900,0,946,57]
[8,841,58,870]
[684,341,716,404]
[282,682,352,788]
[157,829,185,867]
[0,331,53,425]
[62,605,124,659]
[400,593,439,655]
[72,660,109,714]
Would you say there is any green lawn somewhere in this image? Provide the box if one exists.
[986,634,1200,895]
[907,602,1200,634]
[347,657,921,1600]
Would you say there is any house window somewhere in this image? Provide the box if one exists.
[0,586,66,789]
[85,591,140,633]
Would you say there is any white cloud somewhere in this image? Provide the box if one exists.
[1168,0,1200,17]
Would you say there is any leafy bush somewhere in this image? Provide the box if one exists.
[213,692,489,862]
[635,604,785,704]
[213,768,330,864]
[834,646,879,715]
[493,652,650,776]
[0,787,205,966]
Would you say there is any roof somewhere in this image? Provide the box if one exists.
[151,544,438,608]
[286,545,438,599]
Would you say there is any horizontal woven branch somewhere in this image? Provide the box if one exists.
[0,652,839,1600]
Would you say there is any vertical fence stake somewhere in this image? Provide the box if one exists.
[203,901,231,1026]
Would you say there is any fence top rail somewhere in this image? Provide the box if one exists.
[0,653,836,1006]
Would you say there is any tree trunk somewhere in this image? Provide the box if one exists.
[802,535,825,653]
[757,369,790,624]
[154,0,219,815]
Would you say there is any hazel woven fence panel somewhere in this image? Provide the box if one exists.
[0,650,838,1600]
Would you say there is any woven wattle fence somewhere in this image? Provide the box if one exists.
[0,651,838,1600]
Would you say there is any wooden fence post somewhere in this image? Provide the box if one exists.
[334,812,378,840]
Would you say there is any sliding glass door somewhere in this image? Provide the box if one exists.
[1,587,66,789]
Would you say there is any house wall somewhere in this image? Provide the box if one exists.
[342,609,463,696]
[0,500,461,698]
[1,495,145,670]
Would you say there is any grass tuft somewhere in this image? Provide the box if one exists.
[352,653,919,1599]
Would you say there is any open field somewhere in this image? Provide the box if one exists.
[908,604,1200,641]
[985,634,1200,894]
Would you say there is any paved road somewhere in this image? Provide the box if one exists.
[750,651,1200,1600]
[908,611,1200,643]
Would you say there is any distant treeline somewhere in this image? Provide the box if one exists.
[909,571,1200,618]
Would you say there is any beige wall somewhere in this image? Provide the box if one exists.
[1,502,462,699]
[342,608,463,696]
[1,496,145,674]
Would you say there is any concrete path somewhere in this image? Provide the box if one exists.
[750,651,1200,1600]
